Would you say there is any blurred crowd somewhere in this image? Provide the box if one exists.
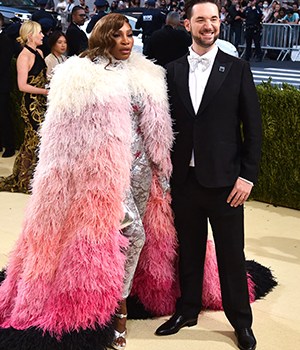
[1,0,300,59]
[220,0,299,25]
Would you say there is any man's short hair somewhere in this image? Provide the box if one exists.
[166,11,181,25]
[184,0,219,19]
[72,5,84,15]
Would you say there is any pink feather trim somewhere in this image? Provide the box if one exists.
[0,233,127,336]
[202,240,256,310]
[131,174,179,316]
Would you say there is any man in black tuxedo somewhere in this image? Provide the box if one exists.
[66,6,88,56]
[155,1,261,350]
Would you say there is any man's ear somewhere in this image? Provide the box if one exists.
[184,18,191,32]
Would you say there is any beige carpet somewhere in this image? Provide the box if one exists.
[1,154,300,349]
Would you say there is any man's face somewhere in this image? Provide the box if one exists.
[73,9,86,26]
[184,3,220,50]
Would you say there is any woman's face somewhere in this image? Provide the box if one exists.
[53,35,67,55]
[263,1,268,8]
[110,22,134,60]
[30,29,44,46]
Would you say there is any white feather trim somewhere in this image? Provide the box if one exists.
[47,53,168,116]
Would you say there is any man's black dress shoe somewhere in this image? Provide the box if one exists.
[235,328,257,350]
[155,314,198,336]
[2,149,15,158]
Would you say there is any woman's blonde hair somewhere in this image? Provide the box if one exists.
[81,13,131,64]
[17,21,42,46]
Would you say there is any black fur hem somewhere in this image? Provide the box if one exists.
[0,269,5,284]
[0,323,114,350]
[127,261,278,318]
[246,259,278,299]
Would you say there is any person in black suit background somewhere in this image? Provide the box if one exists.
[227,0,244,52]
[66,6,88,56]
[0,13,15,158]
[145,11,192,67]
[32,0,57,29]
[135,0,166,55]
[243,0,263,62]
[155,1,261,350]
[86,0,108,34]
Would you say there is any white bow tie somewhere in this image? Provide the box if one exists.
[188,55,211,73]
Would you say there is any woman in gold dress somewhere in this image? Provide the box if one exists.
[0,21,48,193]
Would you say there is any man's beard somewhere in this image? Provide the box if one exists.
[191,31,219,49]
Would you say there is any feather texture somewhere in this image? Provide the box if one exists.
[0,52,175,343]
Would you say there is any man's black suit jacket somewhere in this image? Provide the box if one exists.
[166,49,262,188]
[146,25,192,67]
[66,22,88,56]
[0,31,13,93]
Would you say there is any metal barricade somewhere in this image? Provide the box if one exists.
[219,22,231,42]
[237,23,300,61]
[261,23,291,60]
[290,25,300,61]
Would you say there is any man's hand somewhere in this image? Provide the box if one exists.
[227,178,253,207]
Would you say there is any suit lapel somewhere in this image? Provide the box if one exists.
[197,50,232,116]
[173,55,195,118]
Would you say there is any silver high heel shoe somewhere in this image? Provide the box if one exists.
[111,313,127,350]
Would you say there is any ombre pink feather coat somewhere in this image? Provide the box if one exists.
[0,53,179,338]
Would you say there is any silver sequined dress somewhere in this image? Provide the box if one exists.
[121,97,153,298]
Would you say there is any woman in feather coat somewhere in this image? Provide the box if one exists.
[0,13,178,350]
[0,13,276,350]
